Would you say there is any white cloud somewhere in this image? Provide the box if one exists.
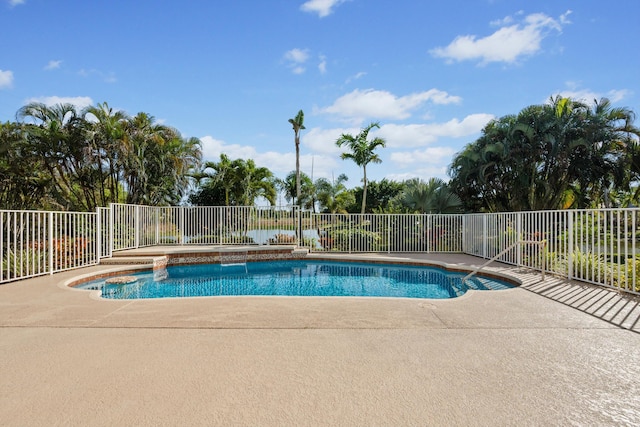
[78,68,117,83]
[390,147,457,167]
[44,60,62,70]
[284,48,309,63]
[318,55,327,74]
[318,88,462,123]
[383,172,420,183]
[24,95,93,110]
[378,114,494,148]
[284,48,310,74]
[300,0,347,18]
[385,165,449,182]
[431,11,569,64]
[9,0,26,6]
[303,126,358,155]
[559,90,629,104]
[0,69,14,89]
[345,71,366,84]
[559,10,572,25]
[551,83,631,104]
[605,89,630,103]
[104,73,117,83]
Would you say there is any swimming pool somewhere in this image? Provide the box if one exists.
[78,260,514,300]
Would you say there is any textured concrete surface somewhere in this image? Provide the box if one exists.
[1,252,639,426]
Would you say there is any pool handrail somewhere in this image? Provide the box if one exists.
[462,240,547,283]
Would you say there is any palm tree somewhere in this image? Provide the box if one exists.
[17,102,94,210]
[278,170,313,208]
[122,112,201,205]
[399,178,462,214]
[572,98,639,207]
[150,134,201,205]
[236,159,277,206]
[194,154,239,206]
[288,110,305,207]
[316,173,354,213]
[193,155,275,206]
[449,96,639,211]
[0,121,52,210]
[82,102,129,205]
[336,122,386,214]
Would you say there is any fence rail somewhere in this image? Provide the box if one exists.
[1,204,639,296]
[310,213,462,253]
[1,210,99,283]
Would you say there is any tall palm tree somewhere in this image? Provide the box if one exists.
[17,102,94,210]
[336,122,386,213]
[573,98,639,207]
[82,102,129,205]
[122,112,201,205]
[288,110,305,207]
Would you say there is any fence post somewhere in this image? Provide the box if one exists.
[567,211,573,281]
[461,214,467,253]
[180,205,185,245]
[109,204,114,257]
[387,215,391,254]
[349,215,352,254]
[516,212,523,267]
[134,205,140,249]
[96,207,101,260]
[425,214,431,253]
[48,211,54,275]
[297,205,302,246]
[482,214,488,259]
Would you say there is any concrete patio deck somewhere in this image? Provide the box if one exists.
[1,251,639,426]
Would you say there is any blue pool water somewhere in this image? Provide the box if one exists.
[79,260,514,300]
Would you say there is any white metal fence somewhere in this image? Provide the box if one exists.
[110,204,309,247]
[310,213,463,253]
[1,204,639,295]
[464,209,640,295]
[1,210,99,283]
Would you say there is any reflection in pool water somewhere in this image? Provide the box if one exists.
[79,260,514,300]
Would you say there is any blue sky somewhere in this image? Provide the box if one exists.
[1,0,638,191]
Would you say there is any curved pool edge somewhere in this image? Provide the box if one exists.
[305,253,523,288]
[61,251,523,301]
[61,264,154,301]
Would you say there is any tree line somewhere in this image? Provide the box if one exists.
[449,97,640,211]
[1,102,201,211]
[190,154,462,214]
[2,96,638,213]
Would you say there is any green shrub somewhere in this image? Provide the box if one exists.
[622,258,640,292]
[2,247,48,279]
[327,227,382,252]
[571,249,605,282]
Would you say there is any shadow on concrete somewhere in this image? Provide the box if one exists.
[521,274,640,334]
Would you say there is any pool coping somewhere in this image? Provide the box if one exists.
[64,247,523,297]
